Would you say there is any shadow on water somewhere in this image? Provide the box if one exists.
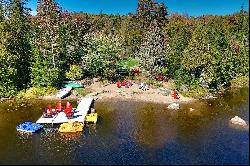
[0,87,249,164]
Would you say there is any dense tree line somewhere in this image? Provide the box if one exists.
[0,0,249,97]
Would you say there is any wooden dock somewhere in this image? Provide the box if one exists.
[36,97,94,124]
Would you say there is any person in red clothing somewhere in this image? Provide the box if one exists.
[172,89,180,99]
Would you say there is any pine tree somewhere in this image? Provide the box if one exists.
[0,0,31,96]
[0,1,4,21]
[34,0,62,66]
[137,20,165,74]
[7,0,31,90]
[136,0,168,28]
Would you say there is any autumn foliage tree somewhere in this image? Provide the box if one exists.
[137,20,165,74]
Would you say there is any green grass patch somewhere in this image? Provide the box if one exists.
[230,76,249,88]
[181,85,210,99]
[117,57,140,70]
[146,79,163,88]
[72,88,88,97]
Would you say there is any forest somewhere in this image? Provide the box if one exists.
[0,0,249,98]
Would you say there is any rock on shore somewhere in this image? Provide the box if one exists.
[167,103,180,109]
[230,116,248,127]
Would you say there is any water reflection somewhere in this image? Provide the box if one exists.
[133,107,177,149]
[0,87,248,164]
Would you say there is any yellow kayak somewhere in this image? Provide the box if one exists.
[58,122,84,133]
[85,113,98,124]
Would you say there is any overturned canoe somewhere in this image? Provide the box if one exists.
[58,122,84,133]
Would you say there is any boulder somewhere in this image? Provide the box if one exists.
[162,89,172,96]
[180,84,189,92]
[230,116,248,127]
[189,108,195,112]
[168,103,180,110]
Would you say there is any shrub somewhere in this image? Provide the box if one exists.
[65,65,83,80]
[230,76,249,88]
[30,49,63,87]
[16,87,57,99]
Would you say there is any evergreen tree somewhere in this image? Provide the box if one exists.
[0,0,31,97]
[0,1,4,21]
[137,20,165,74]
[7,0,31,90]
[136,0,168,28]
[164,14,191,78]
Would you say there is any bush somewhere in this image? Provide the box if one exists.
[16,87,57,99]
[65,65,83,80]
[146,79,163,88]
[30,49,63,87]
[230,76,249,88]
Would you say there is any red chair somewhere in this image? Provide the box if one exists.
[117,80,121,88]
[121,80,127,86]
[64,102,74,119]
[47,104,53,115]
[43,104,53,118]
[55,101,62,112]
[133,67,141,73]
[172,89,180,99]
[128,80,133,87]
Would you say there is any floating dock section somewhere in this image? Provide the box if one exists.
[36,97,94,124]
[56,87,72,99]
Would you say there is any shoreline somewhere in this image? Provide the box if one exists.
[1,81,248,104]
[36,95,195,105]
[5,81,195,105]
[94,96,195,105]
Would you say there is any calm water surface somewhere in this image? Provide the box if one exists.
[0,88,248,165]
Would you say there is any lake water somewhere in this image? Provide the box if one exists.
[0,87,248,164]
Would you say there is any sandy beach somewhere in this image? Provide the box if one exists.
[84,81,194,104]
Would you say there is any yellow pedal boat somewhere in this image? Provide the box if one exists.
[58,122,84,133]
[85,113,98,124]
